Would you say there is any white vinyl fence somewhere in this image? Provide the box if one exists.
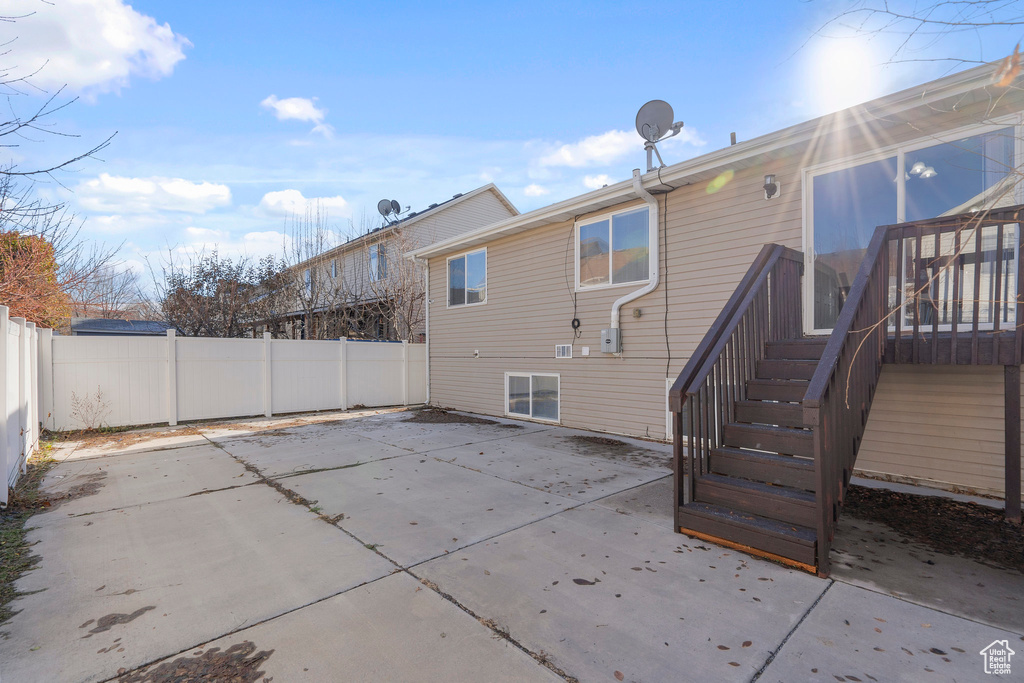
[1,306,42,507]
[43,332,427,431]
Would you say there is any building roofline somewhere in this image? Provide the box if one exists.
[293,184,517,271]
[408,62,1003,260]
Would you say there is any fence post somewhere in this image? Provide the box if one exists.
[0,306,8,507]
[167,329,177,426]
[38,328,54,432]
[26,322,37,461]
[402,340,409,406]
[263,331,273,418]
[11,317,26,473]
[339,337,348,411]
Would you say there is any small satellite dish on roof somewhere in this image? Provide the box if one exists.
[635,100,685,171]
[390,199,401,215]
[377,199,394,218]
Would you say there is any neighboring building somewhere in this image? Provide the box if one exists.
[273,184,517,341]
[409,61,1024,573]
[70,318,179,336]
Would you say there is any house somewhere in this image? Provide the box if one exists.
[70,318,180,336]
[271,184,517,341]
[408,62,1024,575]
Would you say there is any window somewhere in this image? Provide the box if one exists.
[369,244,387,281]
[807,124,1017,331]
[331,259,337,278]
[506,373,559,422]
[304,268,311,293]
[448,248,486,307]
[577,207,649,289]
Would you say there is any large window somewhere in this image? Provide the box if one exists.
[506,373,559,422]
[369,244,387,282]
[808,124,1017,331]
[448,248,486,307]
[577,207,649,289]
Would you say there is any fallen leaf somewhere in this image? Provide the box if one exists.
[742,641,752,648]
[573,578,595,585]
[614,672,624,681]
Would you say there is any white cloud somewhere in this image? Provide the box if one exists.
[584,174,612,189]
[9,0,189,95]
[539,130,636,168]
[261,95,334,137]
[258,189,349,217]
[523,184,550,197]
[78,174,231,214]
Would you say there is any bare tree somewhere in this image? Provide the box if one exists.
[0,7,120,326]
[362,225,427,341]
[154,249,285,338]
[67,264,149,320]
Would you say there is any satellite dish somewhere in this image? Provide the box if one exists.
[377,199,393,217]
[390,199,401,215]
[636,100,675,143]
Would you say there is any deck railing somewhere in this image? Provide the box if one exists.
[668,244,803,528]
[804,205,1024,575]
[886,207,1024,365]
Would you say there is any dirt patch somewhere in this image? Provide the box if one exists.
[49,426,204,451]
[564,435,671,470]
[117,641,274,682]
[569,435,628,447]
[404,408,498,425]
[844,485,1024,573]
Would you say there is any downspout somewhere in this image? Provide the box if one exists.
[416,255,431,405]
[610,169,661,341]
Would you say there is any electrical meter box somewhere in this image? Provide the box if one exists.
[600,328,621,353]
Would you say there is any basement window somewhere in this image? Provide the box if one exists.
[506,372,559,422]
[448,248,487,307]
[576,207,649,290]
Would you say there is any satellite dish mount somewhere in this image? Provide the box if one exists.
[635,100,684,172]
[377,198,405,226]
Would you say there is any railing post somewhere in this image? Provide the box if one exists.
[1005,365,1021,523]
[167,329,177,426]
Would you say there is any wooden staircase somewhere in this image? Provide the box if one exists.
[669,207,1024,576]
[677,338,824,570]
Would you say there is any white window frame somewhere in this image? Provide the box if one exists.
[575,205,650,292]
[446,247,487,308]
[369,244,386,282]
[331,259,337,278]
[504,372,560,423]
[801,115,1024,336]
[304,268,311,293]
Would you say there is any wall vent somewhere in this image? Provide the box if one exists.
[555,344,572,359]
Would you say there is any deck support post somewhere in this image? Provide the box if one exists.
[1004,365,1021,524]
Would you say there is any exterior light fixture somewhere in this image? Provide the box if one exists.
[763,174,780,200]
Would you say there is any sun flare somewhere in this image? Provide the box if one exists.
[811,40,877,114]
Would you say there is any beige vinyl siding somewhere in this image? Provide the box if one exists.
[410,189,517,245]
[857,365,1024,499]
[426,87,1024,498]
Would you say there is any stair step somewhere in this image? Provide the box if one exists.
[734,400,806,428]
[722,423,813,457]
[756,359,819,381]
[710,447,816,491]
[765,339,828,360]
[694,473,817,526]
[746,379,807,403]
[678,501,816,567]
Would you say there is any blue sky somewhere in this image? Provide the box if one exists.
[6,0,1022,275]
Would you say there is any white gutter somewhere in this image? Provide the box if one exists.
[611,169,660,331]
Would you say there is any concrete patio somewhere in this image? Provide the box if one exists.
[1,408,1021,682]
